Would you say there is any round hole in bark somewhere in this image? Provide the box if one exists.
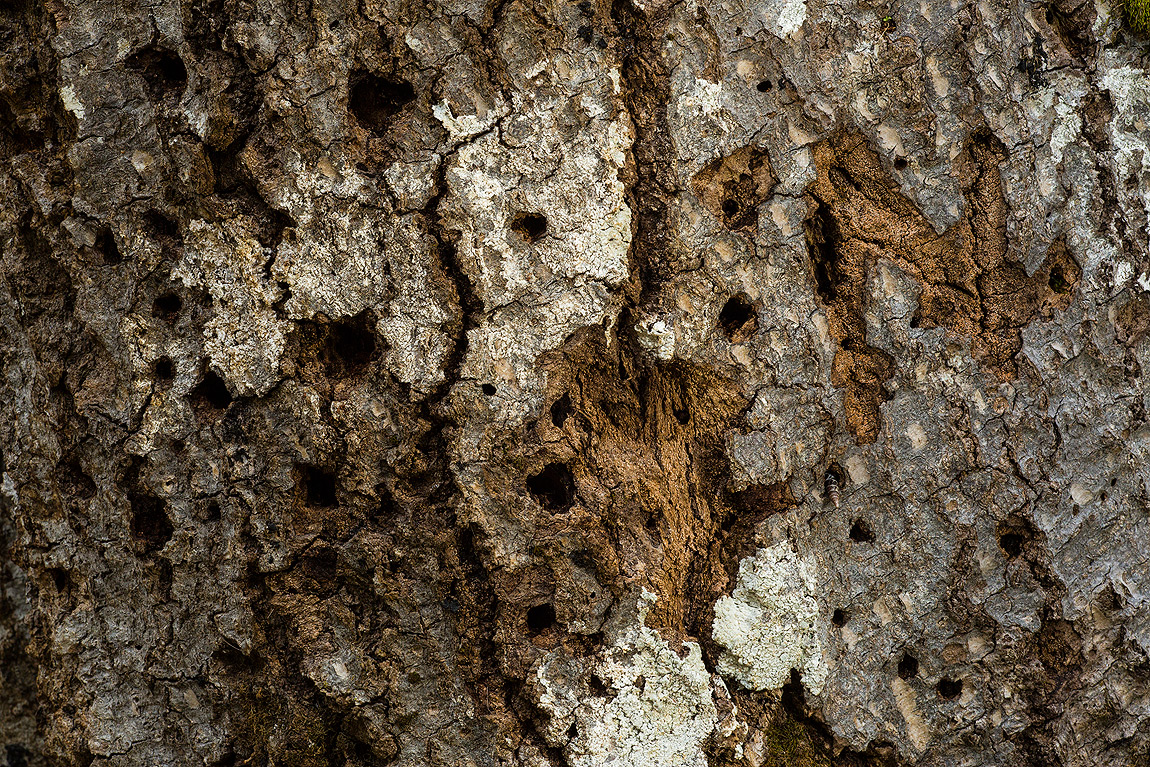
[937,677,963,699]
[526,603,557,634]
[898,652,919,679]
[849,519,875,542]
[129,493,173,552]
[298,465,337,508]
[550,393,573,427]
[1049,264,1072,293]
[511,212,548,242]
[348,70,415,132]
[190,370,233,410]
[481,383,497,396]
[718,293,756,340]
[324,312,377,378]
[756,79,773,92]
[894,157,908,170]
[47,567,70,592]
[721,199,739,216]
[526,463,575,512]
[154,356,174,381]
[998,531,1025,558]
[832,608,848,626]
[96,227,121,264]
[152,291,182,320]
[127,44,188,100]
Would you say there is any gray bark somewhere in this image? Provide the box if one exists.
[1,0,1149,765]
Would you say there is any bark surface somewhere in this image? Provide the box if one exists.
[2,0,1149,765]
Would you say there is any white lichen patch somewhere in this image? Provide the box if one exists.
[536,591,718,767]
[634,314,676,361]
[174,218,287,395]
[771,0,808,38]
[711,543,828,694]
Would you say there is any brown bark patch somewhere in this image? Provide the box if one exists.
[805,133,1080,444]
[691,145,777,232]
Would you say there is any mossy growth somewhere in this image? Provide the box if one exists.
[1121,0,1150,34]
[759,713,834,767]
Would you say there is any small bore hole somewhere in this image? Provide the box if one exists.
[550,393,573,427]
[756,79,773,92]
[832,608,847,627]
[849,519,875,543]
[526,603,557,635]
[152,291,182,320]
[721,199,739,216]
[937,677,963,699]
[481,383,497,396]
[129,493,173,552]
[298,465,338,508]
[718,293,757,341]
[526,463,576,512]
[898,653,919,680]
[348,70,415,132]
[998,532,1025,558]
[511,212,548,243]
[96,228,122,264]
[893,157,908,170]
[190,370,233,410]
[154,356,174,382]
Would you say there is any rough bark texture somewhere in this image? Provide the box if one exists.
[2,0,1149,765]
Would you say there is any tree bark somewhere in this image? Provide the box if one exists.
[2,0,1149,765]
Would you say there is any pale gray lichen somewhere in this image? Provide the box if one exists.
[712,543,828,694]
[174,217,287,396]
[536,591,718,767]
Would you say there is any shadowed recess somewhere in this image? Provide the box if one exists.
[526,463,575,512]
[348,70,415,132]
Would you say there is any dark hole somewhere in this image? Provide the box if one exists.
[721,199,739,216]
[550,393,573,427]
[154,356,174,381]
[999,532,1025,558]
[152,291,182,320]
[805,206,839,303]
[127,44,188,101]
[47,567,70,592]
[511,212,548,242]
[894,157,908,170]
[673,405,690,425]
[1049,264,1071,293]
[526,463,576,512]
[129,493,174,552]
[756,79,773,92]
[5,744,31,767]
[482,383,497,396]
[326,312,377,377]
[898,653,919,680]
[526,603,557,634]
[644,510,660,531]
[96,228,121,264]
[348,70,415,132]
[718,293,757,340]
[937,677,962,699]
[567,722,578,739]
[1046,6,1054,22]
[299,465,337,508]
[577,24,594,43]
[205,500,221,520]
[849,519,875,542]
[190,370,233,410]
[302,548,338,582]
[832,608,847,626]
